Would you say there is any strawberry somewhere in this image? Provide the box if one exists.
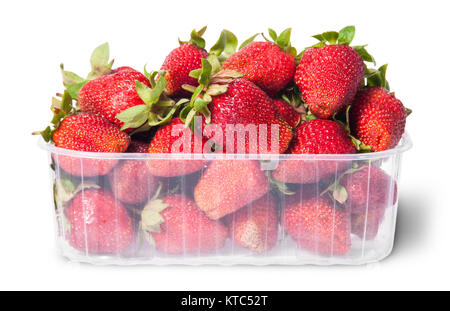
[78,66,151,128]
[126,140,149,153]
[350,86,407,151]
[222,28,296,96]
[194,160,269,220]
[295,26,371,119]
[141,194,228,254]
[108,160,159,205]
[160,27,209,97]
[283,193,351,255]
[146,117,209,177]
[182,59,293,154]
[340,164,397,214]
[208,78,293,153]
[52,113,130,176]
[351,207,386,240]
[66,188,133,254]
[272,119,355,184]
[226,193,278,253]
[272,98,301,128]
[61,43,180,132]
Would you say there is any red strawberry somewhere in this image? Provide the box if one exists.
[78,66,151,128]
[146,117,209,177]
[350,87,407,151]
[222,29,296,96]
[283,193,351,255]
[205,78,293,153]
[340,164,397,214]
[272,98,301,128]
[108,160,159,205]
[273,119,355,184]
[126,140,149,153]
[194,160,269,220]
[295,45,364,119]
[294,26,371,119]
[351,207,386,240]
[226,193,278,253]
[52,113,130,176]
[160,27,208,97]
[66,188,133,254]
[141,194,228,254]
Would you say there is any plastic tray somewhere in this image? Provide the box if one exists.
[39,134,412,265]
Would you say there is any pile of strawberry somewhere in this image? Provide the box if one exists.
[37,26,409,257]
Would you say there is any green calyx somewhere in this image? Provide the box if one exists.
[210,29,238,62]
[60,42,114,99]
[54,178,100,206]
[140,197,169,246]
[365,64,390,90]
[32,90,77,142]
[264,28,297,57]
[179,26,207,49]
[239,28,297,57]
[298,26,376,65]
[87,42,114,79]
[239,33,260,50]
[116,70,188,131]
[312,25,355,46]
[180,55,243,128]
[320,163,364,204]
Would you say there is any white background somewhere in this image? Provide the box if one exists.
[0,0,449,290]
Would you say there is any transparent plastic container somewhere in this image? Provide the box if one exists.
[39,134,412,265]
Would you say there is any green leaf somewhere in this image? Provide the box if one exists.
[337,26,355,45]
[149,75,168,103]
[135,81,153,104]
[222,30,238,58]
[210,29,238,58]
[353,45,375,64]
[116,105,150,130]
[60,64,85,87]
[60,91,73,114]
[268,28,278,41]
[90,42,109,69]
[239,33,259,50]
[189,68,202,79]
[276,28,292,49]
[197,26,207,37]
[198,58,212,85]
[189,27,206,49]
[367,64,389,90]
[37,126,53,142]
[210,31,226,56]
[207,54,222,75]
[87,42,113,79]
[66,81,87,100]
[312,31,339,44]
[179,105,193,124]
[323,31,339,44]
[193,98,209,112]
[182,84,197,93]
[190,84,204,102]
[289,46,297,58]
[305,112,317,121]
[184,107,198,128]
